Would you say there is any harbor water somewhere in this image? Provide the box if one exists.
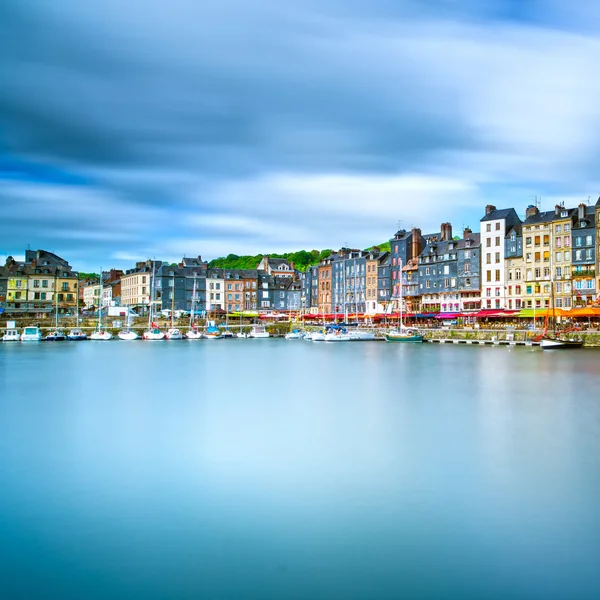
[1,340,599,599]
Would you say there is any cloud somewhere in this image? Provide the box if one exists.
[2,1,600,270]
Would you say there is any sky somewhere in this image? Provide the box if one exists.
[2,0,600,271]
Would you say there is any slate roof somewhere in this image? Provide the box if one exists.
[480,208,517,222]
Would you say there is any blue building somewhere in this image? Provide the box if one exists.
[572,203,596,306]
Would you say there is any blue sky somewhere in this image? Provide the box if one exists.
[2,0,600,271]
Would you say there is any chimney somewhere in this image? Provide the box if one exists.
[411,228,422,260]
[485,205,496,215]
[463,227,472,239]
[555,204,561,216]
[525,205,539,219]
[445,222,452,241]
[290,261,295,270]
[263,255,269,272]
[578,203,586,220]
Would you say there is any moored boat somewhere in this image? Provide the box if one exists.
[385,327,423,343]
[540,336,583,350]
[67,328,87,341]
[118,330,139,341]
[166,328,183,340]
[46,329,67,341]
[90,329,113,340]
[186,326,204,339]
[21,326,42,342]
[248,325,270,338]
[143,327,165,340]
[2,328,20,342]
[204,326,223,339]
[285,329,304,339]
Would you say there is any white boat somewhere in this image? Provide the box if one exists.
[118,304,139,340]
[118,330,139,341]
[186,327,204,339]
[221,330,234,338]
[309,330,326,341]
[143,327,165,340]
[90,329,112,340]
[249,325,270,338]
[2,328,20,342]
[347,329,375,341]
[205,326,223,339]
[324,327,352,342]
[21,326,42,341]
[285,329,304,339]
[46,329,67,341]
[166,328,183,340]
[67,328,87,341]
[236,331,248,338]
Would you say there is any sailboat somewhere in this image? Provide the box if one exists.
[143,261,165,340]
[540,279,582,349]
[166,273,183,340]
[68,276,87,340]
[221,295,234,338]
[118,306,138,340]
[90,269,112,340]
[386,260,423,343]
[47,275,67,341]
[187,274,204,339]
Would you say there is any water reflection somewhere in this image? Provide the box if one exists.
[1,342,599,599]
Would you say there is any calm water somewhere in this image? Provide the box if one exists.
[1,340,599,599]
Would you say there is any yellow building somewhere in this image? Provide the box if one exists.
[551,206,575,311]
[522,207,552,311]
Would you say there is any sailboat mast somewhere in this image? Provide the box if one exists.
[171,272,175,329]
[148,261,154,330]
[98,267,103,330]
[55,272,59,328]
[190,274,196,328]
[399,259,403,329]
[76,275,79,327]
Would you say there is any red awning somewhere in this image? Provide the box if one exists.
[472,310,520,318]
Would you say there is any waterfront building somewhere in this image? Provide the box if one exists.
[418,223,460,314]
[365,249,382,314]
[521,205,553,311]
[390,229,414,294]
[480,206,522,310]
[0,265,7,310]
[317,257,333,314]
[257,256,297,279]
[401,228,424,314]
[120,261,156,312]
[571,203,596,307]
[206,268,225,312]
[457,229,482,312]
[552,204,576,311]
[377,253,392,313]
[7,266,29,312]
[596,197,600,302]
[504,222,523,311]
[303,265,319,312]
[285,280,302,312]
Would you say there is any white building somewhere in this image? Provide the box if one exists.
[206,270,225,311]
[480,206,521,310]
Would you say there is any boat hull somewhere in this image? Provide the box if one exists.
[385,333,423,343]
[90,331,113,341]
[540,337,583,349]
[118,331,139,341]
[186,330,204,339]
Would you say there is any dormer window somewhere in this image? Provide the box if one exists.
[561,211,568,218]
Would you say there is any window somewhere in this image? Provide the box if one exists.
[42,280,48,288]
[515,269,521,280]
[41,292,46,300]
[486,288,491,297]
[495,252,500,263]
[564,224,570,232]
[34,292,40,299]
[486,253,491,264]
[555,282,562,293]
[586,235,593,246]
[486,224,491,232]
[495,223,501,231]
[495,270,500,281]
[465,278,471,287]
[464,263,471,273]
[486,238,491,247]
[425,267,431,275]
[443,265,449,275]
[575,236,583,247]
[495,236,500,246]
[555,252,563,262]
[444,278,450,287]
[516,285,521,295]
[543,235,549,246]
[556,237,562,248]
[33,280,40,288]
[526,237,532,246]
[486,271,491,282]
[62,282,69,291]
[425,280,431,289]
